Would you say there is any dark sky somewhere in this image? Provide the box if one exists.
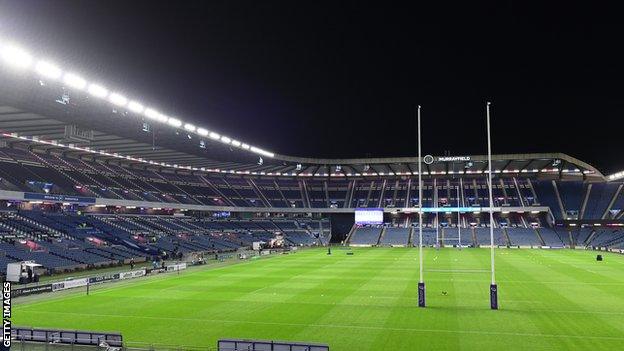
[0,1,622,173]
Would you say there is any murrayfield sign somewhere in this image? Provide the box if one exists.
[437,156,471,162]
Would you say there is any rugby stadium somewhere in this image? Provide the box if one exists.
[1,12,624,351]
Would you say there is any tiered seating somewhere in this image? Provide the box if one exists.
[537,228,566,247]
[0,146,620,216]
[583,184,620,219]
[474,227,507,246]
[507,227,540,246]
[533,180,562,220]
[412,227,437,246]
[380,227,410,246]
[589,229,624,248]
[0,241,79,272]
[572,228,594,247]
[350,227,382,245]
[284,231,318,245]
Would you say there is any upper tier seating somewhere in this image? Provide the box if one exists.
[0,147,619,216]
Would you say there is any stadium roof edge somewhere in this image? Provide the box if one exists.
[0,38,608,179]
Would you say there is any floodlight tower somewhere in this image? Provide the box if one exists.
[417,105,426,308]
[486,102,498,310]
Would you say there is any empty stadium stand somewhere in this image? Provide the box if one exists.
[0,210,329,275]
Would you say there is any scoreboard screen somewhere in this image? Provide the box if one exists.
[355,208,384,224]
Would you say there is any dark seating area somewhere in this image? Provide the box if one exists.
[0,210,329,275]
[0,146,621,217]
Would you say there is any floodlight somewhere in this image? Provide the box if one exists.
[220,136,231,144]
[35,61,62,79]
[88,84,108,98]
[241,143,250,150]
[184,123,196,132]
[231,140,241,147]
[63,73,87,90]
[145,109,167,123]
[197,128,209,136]
[1,44,32,68]
[127,101,144,113]
[109,93,128,107]
[250,146,274,157]
[167,117,182,127]
[144,108,160,120]
[209,132,220,140]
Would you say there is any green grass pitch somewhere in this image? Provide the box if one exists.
[12,248,624,350]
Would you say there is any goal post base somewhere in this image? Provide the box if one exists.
[490,284,498,310]
[418,282,426,307]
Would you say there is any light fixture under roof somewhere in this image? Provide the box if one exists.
[63,72,87,90]
[144,108,160,120]
[88,83,108,98]
[127,101,144,113]
[35,60,62,79]
[184,123,196,132]
[0,37,276,159]
[1,44,32,68]
[167,117,182,128]
[145,108,168,123]
[109,93,128,107]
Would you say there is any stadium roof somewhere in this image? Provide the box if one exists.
[0,40,607,180]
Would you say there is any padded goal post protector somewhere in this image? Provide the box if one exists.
[490,284,498,310]
[218,339,329,351]
[418,282,426,307]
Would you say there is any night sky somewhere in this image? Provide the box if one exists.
[0,1,622,173]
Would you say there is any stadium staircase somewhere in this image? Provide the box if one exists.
[27,152,98,197]
[344,224,357,244]
[502,228,512,246]
[299,180,312,208]
[54,155,125,199]
[472,228,480,246]
[248,179,272,208]
[272,180,290,207]
[92,162,150,201]
[377,227,387,245]
[114,166,167,202]
[470,228,477,247]
[533,228,546,246]
[198,175,237,207]
[152,171,206,205]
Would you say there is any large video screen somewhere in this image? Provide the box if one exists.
[355,208,384,224]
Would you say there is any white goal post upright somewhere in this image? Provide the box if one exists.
[486,101,498,310]
[417,105,425,308]
[457,185,461,249]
